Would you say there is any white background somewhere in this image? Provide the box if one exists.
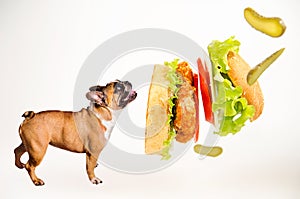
[1,0,300,198]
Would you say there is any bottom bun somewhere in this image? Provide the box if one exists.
[145,64,170,154]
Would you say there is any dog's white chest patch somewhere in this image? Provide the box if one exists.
[101,109,121,141]
[89,107,121,141]
[102,119,115,140]
[88,105,122,143]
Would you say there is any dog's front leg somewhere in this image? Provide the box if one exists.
[86,153,102,184]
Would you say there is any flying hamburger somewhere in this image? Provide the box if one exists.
[145,36,266,159]
[145,59,199,159]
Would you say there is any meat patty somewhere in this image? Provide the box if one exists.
[174,80,197,143]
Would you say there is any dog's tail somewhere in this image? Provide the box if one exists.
[22,111,35,120]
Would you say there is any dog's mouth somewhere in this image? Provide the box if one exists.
[120,89,137,105]
[126,90,137,103]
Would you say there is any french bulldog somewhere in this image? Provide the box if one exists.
[14,80,137,186]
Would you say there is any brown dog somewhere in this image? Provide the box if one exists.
[14,80,137,186]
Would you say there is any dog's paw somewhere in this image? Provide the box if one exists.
[90,177,102,185]
[33,178,45,186]
[15,162,25,169]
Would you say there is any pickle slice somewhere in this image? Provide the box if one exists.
[247,48,285,85]
[194,144,223,157]
[244,7,286,37]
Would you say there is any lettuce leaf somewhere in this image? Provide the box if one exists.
[208,37,255,136]
[161,59,182,160]
[208,36,240,75]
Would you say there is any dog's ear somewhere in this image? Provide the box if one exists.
[86,91,106,106]
[89,85,104,91]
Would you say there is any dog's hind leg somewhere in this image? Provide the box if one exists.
[24,144,48,186]
[14,143,26,169]
[25,156,45,186]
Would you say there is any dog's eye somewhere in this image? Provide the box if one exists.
[116,84,124,91]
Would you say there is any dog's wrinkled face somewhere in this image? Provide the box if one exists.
[86,80,137,110]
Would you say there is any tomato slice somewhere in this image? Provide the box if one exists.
[197,58,214,124]
[197,58,211,93]
[193,73,200,142]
